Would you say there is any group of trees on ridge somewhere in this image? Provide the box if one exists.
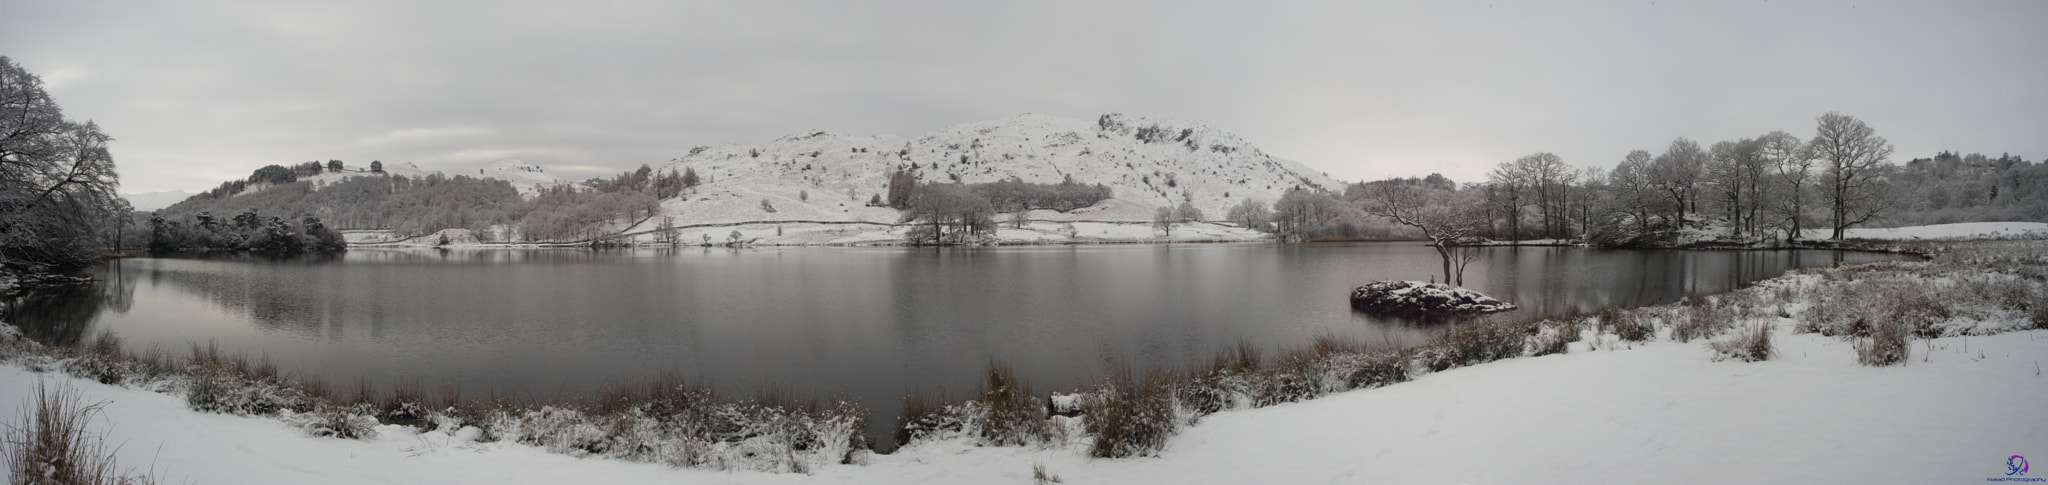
[1222,111,2044,285]
[1222,111,2045,250]
[884,170,1113,245]
[153,161,712,245]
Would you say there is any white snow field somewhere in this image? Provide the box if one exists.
[2,327,2041,484]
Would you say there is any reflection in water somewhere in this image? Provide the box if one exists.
[3,244,1899,444]
[5,261,136,347]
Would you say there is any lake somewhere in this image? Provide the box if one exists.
[5,243,1901,445]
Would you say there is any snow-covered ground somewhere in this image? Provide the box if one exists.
[3,326,2040,484]
[1808,221,2048,240]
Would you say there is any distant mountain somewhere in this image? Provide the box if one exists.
[654,113,1343,224]
[121,190,193,211]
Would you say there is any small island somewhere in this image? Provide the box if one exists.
[1349,280,1518,316]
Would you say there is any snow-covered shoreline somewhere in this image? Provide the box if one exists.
[2,228,2043,484]
[343,220,2048,250]
[346,219,1277,248]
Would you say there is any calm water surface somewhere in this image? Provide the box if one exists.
[8,243,1900,443]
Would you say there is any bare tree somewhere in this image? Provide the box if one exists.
[1809,112,1896,240]
[1485,160,1528,242]
[1651,138,1707,231]
[1611,150,1659,236]
[1,57,124,269]
[1362,182,1487,286]
[655,216,677,246]
[1225,199,1272,231]
[1152,206,1176,238]
[1758,131,1811,241]
[1511,152,1571,240]
[1272,187,1338,241]
[1572,166,1608,239]
[1172,200,1202,223]
[1707,138,1766,240]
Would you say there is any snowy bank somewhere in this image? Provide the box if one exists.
[1810,221,2048,240]
[3,327,2041,483]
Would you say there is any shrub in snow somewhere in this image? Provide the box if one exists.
[976,361,1047,447]
[493,405,610,455]
[181,343,311,416]
[1709,324,1775,362]
[894,388,966,447]
[4,382,162,485]
[1084,365,1177,458]
[1528,321,1574,357]
[478,383,867,473]
[894,361,1050,449]
[1349,281,1516,317]
[1173,335,1408,423]
[64,331,133,386]
[287,403,379,440]
[1255,346,1327,407]
[1671,296,1736,343]
[1795,267,2042,338]
[1176,339,1260,417]
[1032,461,1064,485]
[1598,305,1653,342]
[1325,347,1408,390]
[1417,319,1533,372]
[1855,317,1911,367]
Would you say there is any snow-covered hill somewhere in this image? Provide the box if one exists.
[174,113,1342,244]
[119,190,192,211]
[652,113,1344,226]
[287,160,588,200]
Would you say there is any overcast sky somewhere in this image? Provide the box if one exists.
[4,1,2043,194]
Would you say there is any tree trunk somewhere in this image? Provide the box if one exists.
[1434,244,1452,285]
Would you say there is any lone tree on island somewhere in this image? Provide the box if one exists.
[1362,182,1488,286]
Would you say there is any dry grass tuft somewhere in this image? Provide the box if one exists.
[1084,364,1177,458]
[3,382,161,485]
[1709,323,1775,362]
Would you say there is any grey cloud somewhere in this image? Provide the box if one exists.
[3,0,2043,192]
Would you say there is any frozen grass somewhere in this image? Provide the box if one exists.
[1031,461,1063,484]
[1709,324,1775,362]
[893,360,1049,449]
[3,381,160,485]
[977,360,1045,447]
[1598,304,1654,342]
[1415,318,1532,372]
[1083,364,1176,458]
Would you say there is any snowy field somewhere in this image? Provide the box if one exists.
[2,328,2040,484]
[2,223,2044,484]
[1808,221,2048,240]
